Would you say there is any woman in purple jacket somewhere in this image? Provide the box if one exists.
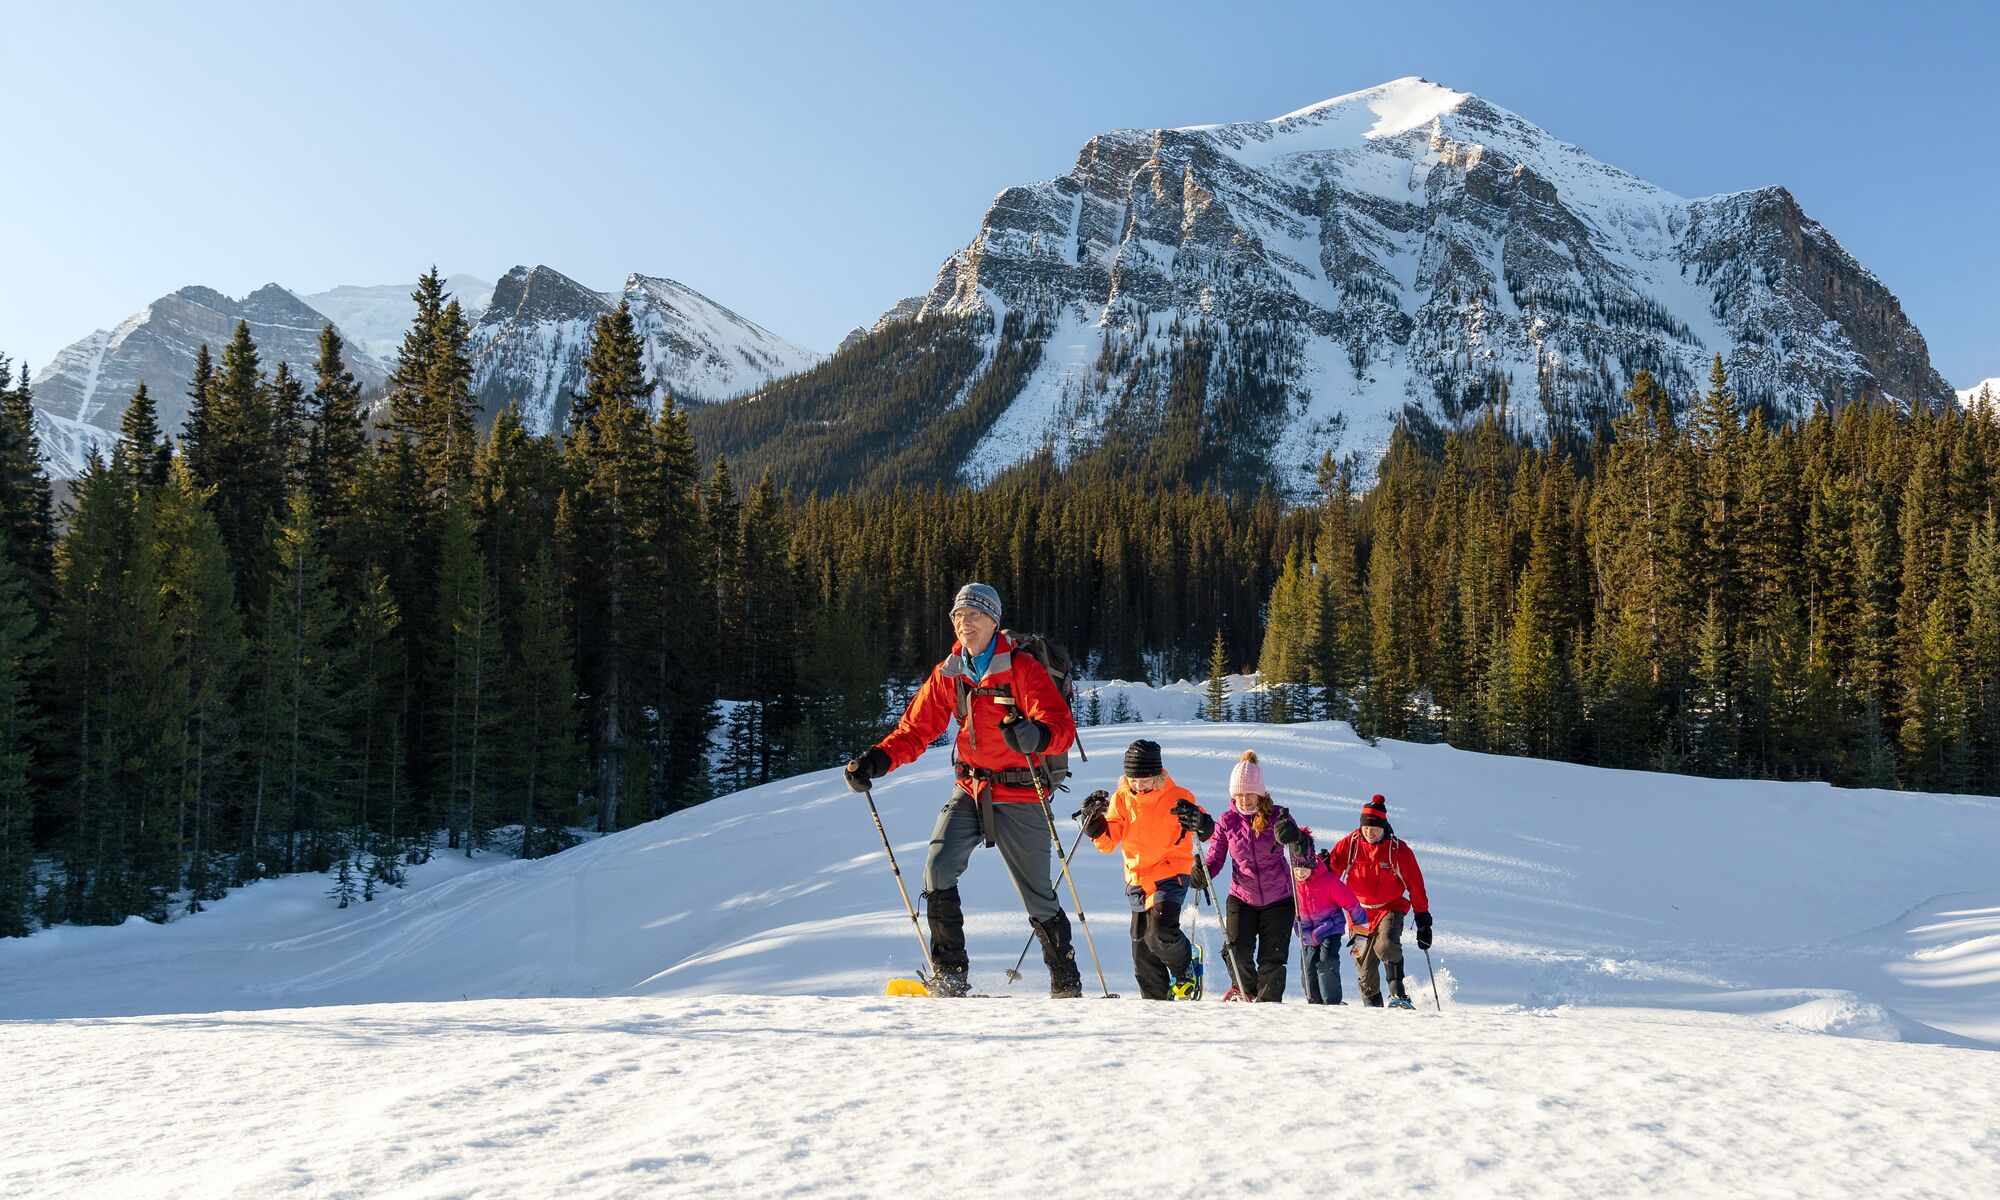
[1199,751,1306,1002]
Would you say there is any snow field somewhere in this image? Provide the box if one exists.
[5,716,2000,1196]
[4,995,1997,1198]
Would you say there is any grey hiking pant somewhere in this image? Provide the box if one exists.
[923,794,1061,921]
[1351,910,1407,1004]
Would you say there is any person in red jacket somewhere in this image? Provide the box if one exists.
[1324,793,1432,1009]
[844,583,1080,998]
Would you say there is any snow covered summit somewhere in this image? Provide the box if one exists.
[466,264,820,434]
[888,76,1953,493]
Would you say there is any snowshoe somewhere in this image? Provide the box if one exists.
[929,970,973,998]
[1221,985,1251,1003]
[1387,995,1415,1010]
[1169,944,1204,1001]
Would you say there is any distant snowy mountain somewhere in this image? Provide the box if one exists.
[703,77,1955,497]
[468,265,819,435]
[24,267,815,476]
[294,274,495,362]
[26,284,391,477]
[1959,376,2000,414]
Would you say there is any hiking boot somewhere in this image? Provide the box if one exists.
[1387,995,1415,1010]
[1034,912,1083,999]
[1169,945,1204,1000]
[922,887,968,975]
[928,970,972,998]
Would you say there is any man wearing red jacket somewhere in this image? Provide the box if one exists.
[1325,793,1433,1008]
[845,583,1081,997]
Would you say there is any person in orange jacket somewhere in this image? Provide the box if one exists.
[1325,793,1432,1009]
[844,583,1080,997]
[1080,739,1214,1001]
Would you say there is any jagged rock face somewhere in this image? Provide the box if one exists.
[27,283,390,477]
[836,295,926,353]
[465,266,612,435]
[912,77,1955,494]
[467,265,819,435]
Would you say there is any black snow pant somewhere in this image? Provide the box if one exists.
[1127,878,1193,1001]
[1224,895,1295,1002]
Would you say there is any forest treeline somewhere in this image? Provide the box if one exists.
[1,275,1991,935]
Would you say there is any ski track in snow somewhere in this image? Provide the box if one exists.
[5,714,2000,1195]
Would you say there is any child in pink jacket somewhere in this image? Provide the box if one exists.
[1291,827,1367,1004]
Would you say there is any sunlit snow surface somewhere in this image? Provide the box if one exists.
[5,715,1998,1196]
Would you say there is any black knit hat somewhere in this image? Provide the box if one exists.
[1360,794,1389,829]
[1123,739,1164,778]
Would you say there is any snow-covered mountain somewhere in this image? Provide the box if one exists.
[292,274,496,362]
[26,284,393,477]
[1959,376,2000,414]
[467,265,821,434]
[24,267,817,475]
[718,77,1951,496]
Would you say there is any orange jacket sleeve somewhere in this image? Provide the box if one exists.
[1091,791,1130,856]
[874,663,956,771]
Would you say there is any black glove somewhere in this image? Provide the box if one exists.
[999,713,1049,755]
[1415,911,1433,951]
[1172,799,1214,840]
[1190,860,1210,891]
[1079,790,1111,837]
[844,747,890,794]
[1274,814,1303,846]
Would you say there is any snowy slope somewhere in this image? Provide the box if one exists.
[1960,376,1999,414]
[293,274,496,362]
[4,720,1995,1045]
[6,993,1998,1199]
[917,77,1952,494]
[467,265,820,434]
[4,718,1999,1196]
[24,284,391,476]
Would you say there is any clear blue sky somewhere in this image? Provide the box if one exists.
[4,0,1995,384]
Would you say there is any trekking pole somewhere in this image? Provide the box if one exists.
[1025,753,1114,998]
[1005,812,1087,985]
[1422,945,1442,1013]
[1284,833,1309,1003]
[1192,834,1256,1000]
[853,774,937,981]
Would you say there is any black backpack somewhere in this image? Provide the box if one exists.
[954,629,1085,786]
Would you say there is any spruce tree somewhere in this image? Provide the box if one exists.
[565,301,659,830]
[201,321,286,599]
[1205,629,1230,722]
[154,463,243,909]
[349,567,410,882]
[510,547,581,858]
[0,554,46,936]
[432,505,503,854]
[0,358,56,594]
[114,382,172,491]
[252,490,351,874]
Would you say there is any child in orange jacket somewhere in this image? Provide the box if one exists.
[1080,739,1214,1001]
